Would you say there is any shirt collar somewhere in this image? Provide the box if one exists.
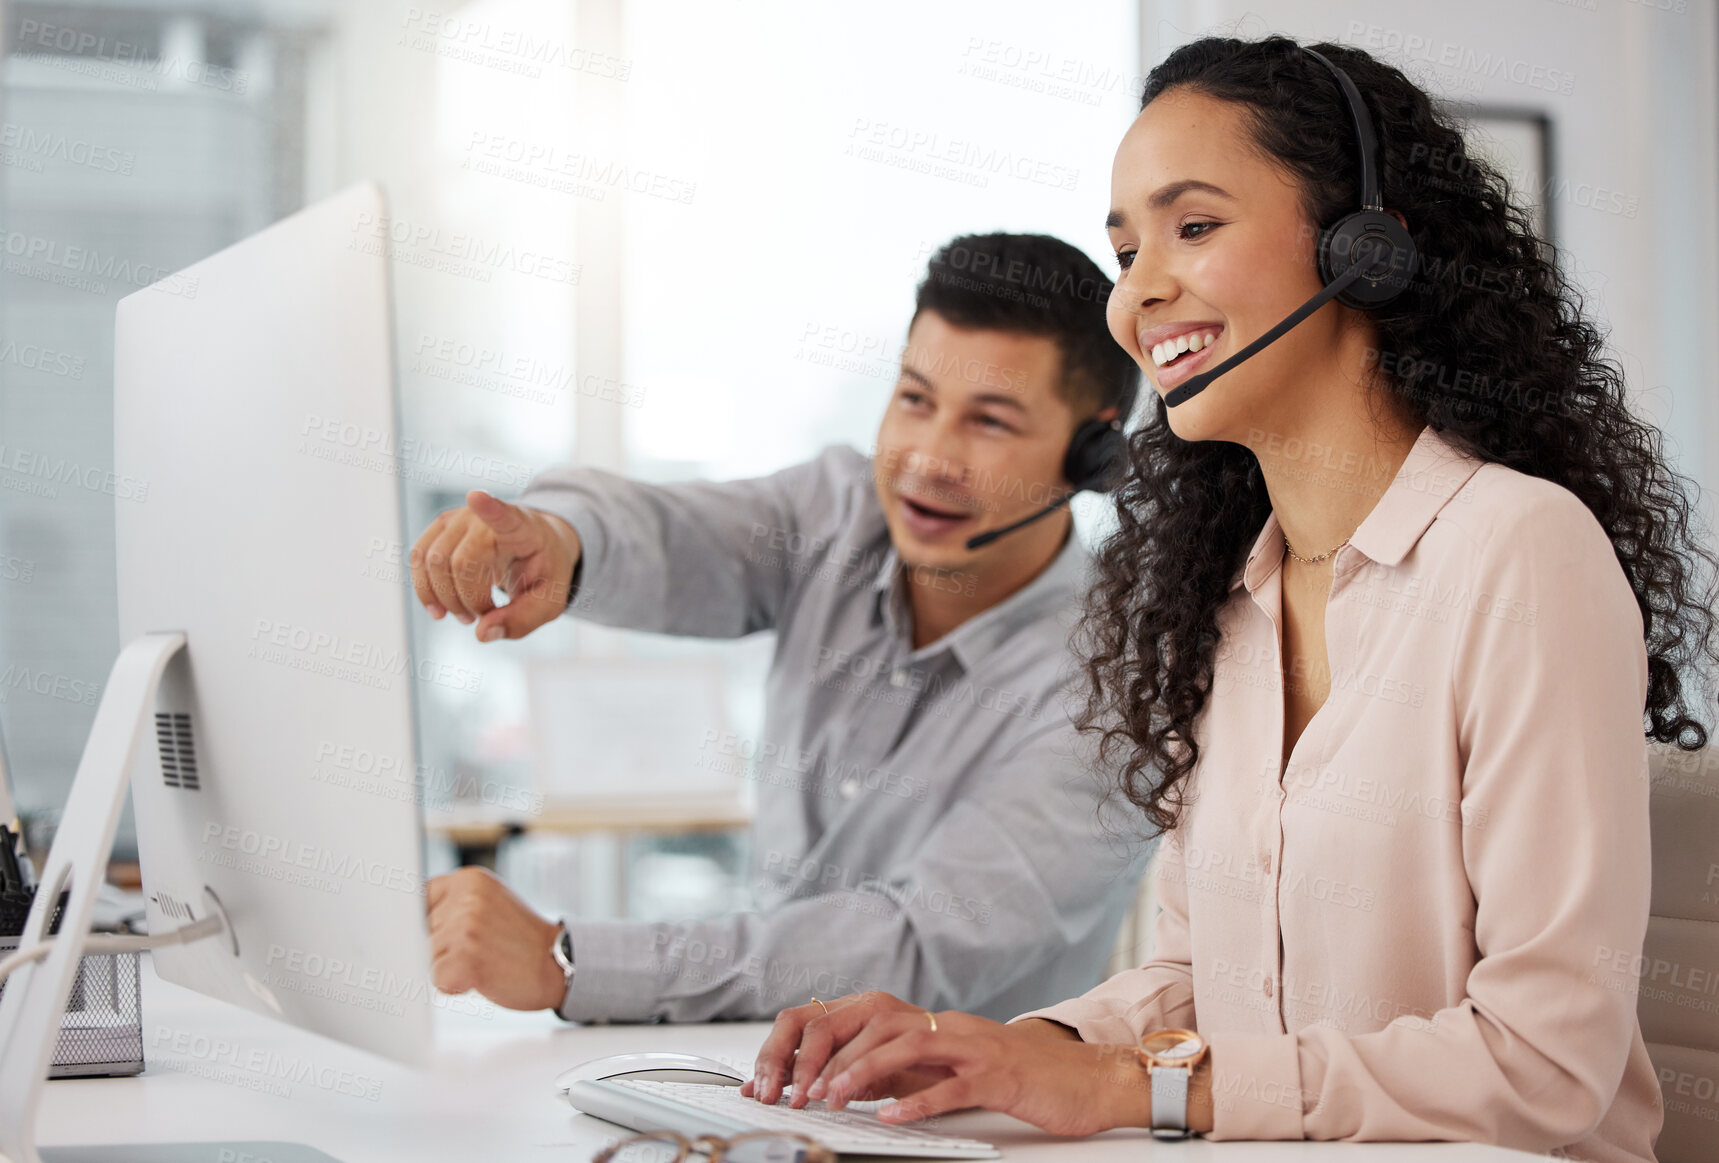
[872,528,1091,672]
[1236,512,1285,594]
[1348,425,1485,565]
[1233,424,1485,593]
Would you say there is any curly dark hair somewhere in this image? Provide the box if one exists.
[1080,35,1719,834]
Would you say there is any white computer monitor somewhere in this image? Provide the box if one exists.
[112,181,434,1065]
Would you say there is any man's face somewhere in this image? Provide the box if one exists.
[871,310,1081,573]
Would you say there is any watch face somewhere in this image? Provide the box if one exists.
[1140,1029,1206,1061]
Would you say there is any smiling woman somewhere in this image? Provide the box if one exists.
[746,34,1715,1160]
[1089,33,1716,837]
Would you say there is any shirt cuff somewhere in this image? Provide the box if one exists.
[1007,1000,1140,1047]
[517,493,604,619]
[1204,1031,1306,1141]
[553,919,662,1024]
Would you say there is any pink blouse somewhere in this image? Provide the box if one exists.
[1014,425,1663,1160]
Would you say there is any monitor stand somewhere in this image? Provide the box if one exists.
[0,633,351,1163]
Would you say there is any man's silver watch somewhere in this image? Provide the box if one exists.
[551,919,576,991]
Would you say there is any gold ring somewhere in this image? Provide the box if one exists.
[811,997,829,1015]
[924,1010,937,1032]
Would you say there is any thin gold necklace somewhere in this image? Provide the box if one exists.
[1282,531,1351,566]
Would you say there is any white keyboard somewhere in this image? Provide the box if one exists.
[565,1078,1000,1158]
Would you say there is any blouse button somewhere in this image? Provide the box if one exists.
[1264,978,1275,999]
[1262,852,1273,875]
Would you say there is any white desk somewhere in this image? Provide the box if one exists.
[34,957,1541,1162]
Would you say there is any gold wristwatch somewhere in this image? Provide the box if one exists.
[1136,1028,1208,1138]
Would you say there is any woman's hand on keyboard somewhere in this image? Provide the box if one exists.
[744,991,945,1109]
[812,1007,1157,1136]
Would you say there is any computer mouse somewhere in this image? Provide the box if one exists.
[554,1051,748,1094]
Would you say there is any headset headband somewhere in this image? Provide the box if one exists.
[1301,48,1382,212]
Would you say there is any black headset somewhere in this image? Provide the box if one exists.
[1159,45,1419,409]
[1303,47,1418,309]
[1065,378,1139,492]
[965,374,1138,549]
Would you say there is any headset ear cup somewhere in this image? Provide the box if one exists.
[1317,209,1418,309]
[1063,420,1128,494]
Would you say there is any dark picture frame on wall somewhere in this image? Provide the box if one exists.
[1457,105,1557,249]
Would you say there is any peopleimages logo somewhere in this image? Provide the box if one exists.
[14,19,250,93]
[297,413,539,491]
[0,121,135,174]
[263,943,491,1019]
[0,443,150,502]
[199,821,423,895]
[249,617,483,694]
[348,210,580,286]
[399,8,632,81]
[0,664,98,705]
[845,118,1080,192]
[0,229,198,298]
[150,1026,383,1103]
[1341,22,1576,95]
[463,132,696,204]
[0,339,85,379]
[412,332,647,407]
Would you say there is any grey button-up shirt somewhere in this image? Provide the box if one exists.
[518,444,1154,1023]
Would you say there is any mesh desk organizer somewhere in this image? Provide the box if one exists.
[0,887,144,1078]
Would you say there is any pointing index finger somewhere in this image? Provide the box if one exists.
[467,489,538,553]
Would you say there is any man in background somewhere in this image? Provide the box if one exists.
[410,233,1151,1023]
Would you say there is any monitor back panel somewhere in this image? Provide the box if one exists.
[114,182,433,1063]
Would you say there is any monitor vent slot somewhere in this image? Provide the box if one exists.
[155,712,200,790]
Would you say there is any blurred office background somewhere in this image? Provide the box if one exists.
[0,0,1714,927]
